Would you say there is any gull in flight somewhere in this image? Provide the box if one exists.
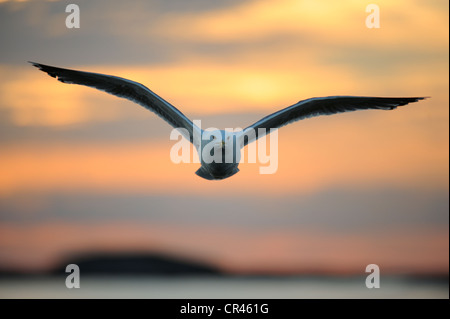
[30,62,426,180]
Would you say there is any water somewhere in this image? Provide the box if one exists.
[0,276,447,299]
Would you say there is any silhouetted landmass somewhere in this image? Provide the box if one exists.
[52,253,222,276]
[0,252,222,277]
[0,252,448,284]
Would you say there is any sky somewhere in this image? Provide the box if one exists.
[0,0,448,275]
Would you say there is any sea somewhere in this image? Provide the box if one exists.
[0,275,448,299]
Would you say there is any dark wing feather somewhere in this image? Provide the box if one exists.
[29,62,197,143]
[243,96,425,145]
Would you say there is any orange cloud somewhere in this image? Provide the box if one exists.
[1,57,446,127]
[0,108,447,197]
[156,0,447,49]
[0,65,128,126]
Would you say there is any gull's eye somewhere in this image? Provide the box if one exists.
[212,136,216,140]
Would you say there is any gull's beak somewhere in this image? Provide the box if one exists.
[220,141,226,148]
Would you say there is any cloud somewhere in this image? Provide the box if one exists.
[0,111,447,197]
[2,55,446,126]
[154,0,448,48]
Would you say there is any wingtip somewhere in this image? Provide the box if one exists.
[28,61,42,69]
[404,97,428,103]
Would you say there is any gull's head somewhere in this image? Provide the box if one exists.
[202,129,239,146]
[201,130,241,156]
[206,130,229,149]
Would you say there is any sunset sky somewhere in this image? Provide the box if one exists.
[0,0,448,275]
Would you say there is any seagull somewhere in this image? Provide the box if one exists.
[29,62,426,180]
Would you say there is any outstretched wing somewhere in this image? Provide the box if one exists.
[243,96,425,145]
[29,62,199,143]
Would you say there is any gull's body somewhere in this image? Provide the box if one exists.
[30,62,426,180]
